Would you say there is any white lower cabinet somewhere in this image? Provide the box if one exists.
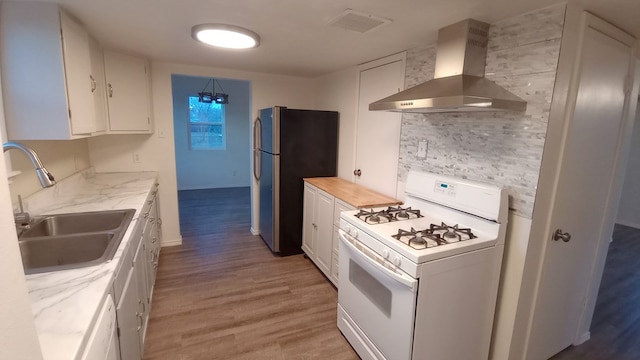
[113,184,162,360]
[302,183,355,286]
[115,251,142,360]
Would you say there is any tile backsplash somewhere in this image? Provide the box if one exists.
[398,3,566,218]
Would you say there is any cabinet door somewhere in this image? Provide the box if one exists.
[116,268,141,360]
[302,184,316,256]
[315,190,334,275]
[60,11,95,135]
[89,37,108,133]
[144,218,156,292]
[104,50,152,132]
[133,237,149,349]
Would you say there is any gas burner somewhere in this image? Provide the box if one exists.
[429,222,477,242]
[386,206,423,220]
[392,227,446,249]
[354,206,421,224]
[355,209,394,224]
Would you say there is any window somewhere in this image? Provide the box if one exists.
[188,96,226,150]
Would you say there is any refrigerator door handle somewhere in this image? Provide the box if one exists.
[254,116,262,150]
[253,117,262,181]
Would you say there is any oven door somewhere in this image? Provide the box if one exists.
[338,229,418,360]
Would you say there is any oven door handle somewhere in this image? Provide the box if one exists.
[339,230,417,292]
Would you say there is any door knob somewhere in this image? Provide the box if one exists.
[353,169,362,176]
[552,229,572,242]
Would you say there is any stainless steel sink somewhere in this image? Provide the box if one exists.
[19,209,135,274]
[21,209,134,238]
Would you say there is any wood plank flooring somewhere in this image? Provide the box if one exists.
[145,188,640,359]
[551,224,640,360]
[143,187,358,360]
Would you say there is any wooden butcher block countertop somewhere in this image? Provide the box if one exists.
[304,177,402,208]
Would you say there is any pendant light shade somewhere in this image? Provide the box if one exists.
[192,24,260,49]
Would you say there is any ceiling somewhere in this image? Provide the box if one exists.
[14,0,640,77]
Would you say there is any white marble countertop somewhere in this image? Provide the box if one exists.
[21,168,159,360]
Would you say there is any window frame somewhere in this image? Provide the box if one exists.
[187,95,226,151]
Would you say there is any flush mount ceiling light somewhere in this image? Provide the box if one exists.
[191,24,260,49]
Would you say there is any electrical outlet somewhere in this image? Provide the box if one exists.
[133,152,141,163]
[417,140,428,159]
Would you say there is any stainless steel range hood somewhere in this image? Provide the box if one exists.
[369,19,527,113]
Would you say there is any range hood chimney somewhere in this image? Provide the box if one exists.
[369,19,527,113]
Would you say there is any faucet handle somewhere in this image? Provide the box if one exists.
[14,195,30,225]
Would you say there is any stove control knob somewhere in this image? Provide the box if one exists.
[351,229,358,239]
[393,256,402,267]
[344,225,351,235]
[382,249,390,259]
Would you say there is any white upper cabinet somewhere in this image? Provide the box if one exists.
[104,50,153,133]
[0,2,99,140]
[90,37,109,134]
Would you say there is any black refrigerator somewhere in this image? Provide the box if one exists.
[254,106,338,255]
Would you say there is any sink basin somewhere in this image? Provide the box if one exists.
[20,209,134,238]
[19,209,135,274]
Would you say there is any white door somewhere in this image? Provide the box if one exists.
[354,54,404,198]
[528,14,637,359]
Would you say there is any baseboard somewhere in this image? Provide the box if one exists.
[615,220,640,230]
[161,236,183,247]
[251,227,259,235]
[575,331,590,345]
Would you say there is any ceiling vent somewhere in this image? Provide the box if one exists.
[329,9,391,34]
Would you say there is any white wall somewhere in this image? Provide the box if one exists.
[172,75,251,190]
[89,61,316,243]
[313,66,358,180]
[8,139,91,205]
[616,104,640,228]
[0,75,44,359]
[0,151,44,360]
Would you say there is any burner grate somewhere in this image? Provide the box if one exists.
[392,222,476,249]
[354,206,423,224]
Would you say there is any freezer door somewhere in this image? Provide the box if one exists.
[259,151,279,252]
[259,107,280,154]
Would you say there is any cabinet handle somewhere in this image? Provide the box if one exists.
[108,83,113,97]
[151,237,157,243]
[143,213,149,219]
[135,312,142,331]
[138,298,146,314]
[90,75,96,93]
[148,200,153,205]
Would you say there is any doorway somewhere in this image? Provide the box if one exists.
[170,74,252,240]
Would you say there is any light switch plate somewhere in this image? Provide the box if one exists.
[417,140,427,159]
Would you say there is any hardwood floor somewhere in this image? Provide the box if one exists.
[143,187,358,360]
[146,189,640,359]
[551,224,640,360]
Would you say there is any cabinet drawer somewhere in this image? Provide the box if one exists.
[332,225,340,254]
[334,198,355,226]
[112,218,143,304]
[112,248,133,305]
[330,253,339,286]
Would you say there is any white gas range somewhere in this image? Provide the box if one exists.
[337,171,508,360]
